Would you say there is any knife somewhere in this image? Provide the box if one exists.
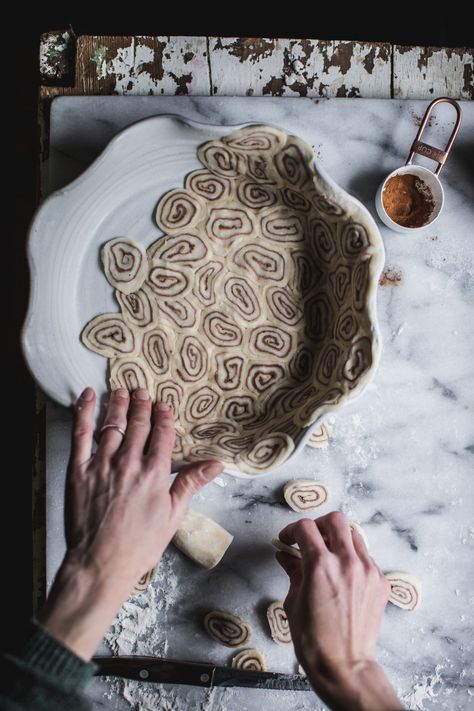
[93,655,312,691]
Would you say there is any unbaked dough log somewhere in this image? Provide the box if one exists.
[231,648,266,672]
[348,521,369,549]
[172,509,233,569]
[267,601,292,644]
[283,479,329,512]
[385,572,422,611]
[101,238,148,295]
[272,520,366,558]
[204,610,251,647]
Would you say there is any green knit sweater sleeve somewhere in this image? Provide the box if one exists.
[0,619,97,711]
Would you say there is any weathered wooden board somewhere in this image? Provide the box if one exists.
[76,35,209,95]
[208,37,391,97]
[394,45,473,100]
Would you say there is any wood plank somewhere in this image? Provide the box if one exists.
[76,35,210,95]
[394,45,473,99]
[208,37,391,98]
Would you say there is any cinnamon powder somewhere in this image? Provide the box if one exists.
[382,173,435,228]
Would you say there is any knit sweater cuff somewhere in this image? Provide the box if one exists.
[21,619,97,689]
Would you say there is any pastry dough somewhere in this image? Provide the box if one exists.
[204,610,251,647]
[132,564,158,595]
[101,238,148,294]
[283,479,329,512]
[231,649,266,672]
[306,421,332,448]
[272,537,302,559]
[172,509,233,569]
[385,572,422,611]
[267,601,292,644]
[83,124,379,475]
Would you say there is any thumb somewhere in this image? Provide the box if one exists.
[276,551,303,582]
[169,460,224,519]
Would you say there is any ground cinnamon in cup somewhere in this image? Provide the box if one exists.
[382,173,435,228]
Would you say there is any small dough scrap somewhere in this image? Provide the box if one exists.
[306,421,332,448]
[172,509,233,569]
[267,601,292,644]
[204,610,251,647]
[231,648,266,671]
[101,238,148,294]
[272,537,302,559]
[132,564,158,595]
[297,663,307,677]
[283,479,329,512]
[348,521,369,549]
[385,572,422,611]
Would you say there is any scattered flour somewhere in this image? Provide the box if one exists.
[400,664,444,710]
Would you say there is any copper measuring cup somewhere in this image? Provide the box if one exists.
[375,98,462,233]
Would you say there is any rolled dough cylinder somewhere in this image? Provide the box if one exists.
[385,572,422,611]
[172,509,234,569]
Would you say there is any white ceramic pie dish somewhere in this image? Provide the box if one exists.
[22,115,384,477]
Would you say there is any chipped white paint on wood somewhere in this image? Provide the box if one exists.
[394,46,473,100]
[39,30,72,80]
[89,36,209,95]
[209,37,391,98]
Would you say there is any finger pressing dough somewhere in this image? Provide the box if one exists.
[231,648,266,672]
[348,521,369,549]
[267,601,292,644]
[204,611,251,647]
[283,479,329,512]
[101,238,148,294]
[272,537,302,559]
[83,124,380,475]
[132,564,158,595]
[172,509,234,569]
[306,421,332,448]
[385,572,422,611]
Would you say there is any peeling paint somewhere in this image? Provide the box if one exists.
[394,45,474,99]
[262,76,285,96]
[39,30,73,80]
[225,37,276,63]
[90,44,108,79]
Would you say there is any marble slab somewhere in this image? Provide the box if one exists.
[45,96,474,710]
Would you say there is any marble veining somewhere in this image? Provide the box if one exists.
[44,96,474,710]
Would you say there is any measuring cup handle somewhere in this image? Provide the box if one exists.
[405,97,462,175]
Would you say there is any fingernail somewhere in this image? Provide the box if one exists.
[201,460,224,476]
[81,387,94,401]
[134,388,150,400]
[113,388,129,399]
[156,401,170,412]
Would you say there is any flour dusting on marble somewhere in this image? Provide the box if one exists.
[400,664,444,710]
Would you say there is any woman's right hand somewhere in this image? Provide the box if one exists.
[276,512,402,711]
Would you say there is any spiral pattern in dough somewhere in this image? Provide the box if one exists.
[185,169,232,201]
[283,479,329,511]
[266,287,303,326]
[266,601,292,644]
[385,572,422,611]
[155,189,201,233]
[274,141,312,188]
[238,433,294,473]
[142,328,171,376]
[215,353,245,390]
[116,284,157,328]
[155,380,183,417]
[157,296,197,330]
[186,386,220,420]
[233,244,285,282]
[203,311,243,347]
[81,314,137,358]
[109,357,154,394]
[150,233,208,265]
[246,363,285,394]
[205,207,254,243]
[250,325,292,358]
[237,180,277,209]
[147,263,190,297]
[177,335,207,382]
[261,206,305,243]
[198,142,241,178]
[101,238,148,295]
[204,610,252,647]
[231,649,266,672]
[224,277,261,323]
[192,261,223,307]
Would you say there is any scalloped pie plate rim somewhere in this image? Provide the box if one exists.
[22,114,385,478]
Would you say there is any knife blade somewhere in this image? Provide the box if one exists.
[93,655,312,691]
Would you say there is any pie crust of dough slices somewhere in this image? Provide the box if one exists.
[101,237,148,295]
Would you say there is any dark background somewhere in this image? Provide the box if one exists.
[4,15,472,648]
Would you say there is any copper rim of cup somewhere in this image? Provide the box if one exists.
[375,165,444,233]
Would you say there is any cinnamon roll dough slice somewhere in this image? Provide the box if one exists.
[283,479,329,512]
[231,649,266,672]
[101,238,148,295]
[81,313,139,358]
[109,357,155,395]
[272,537,302,559]
[267,601,292,644]
[132,563,158,595]
[385,572,422,611]
[172,509,233,569]
[204,611,252,647]
[306,422,333,449]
